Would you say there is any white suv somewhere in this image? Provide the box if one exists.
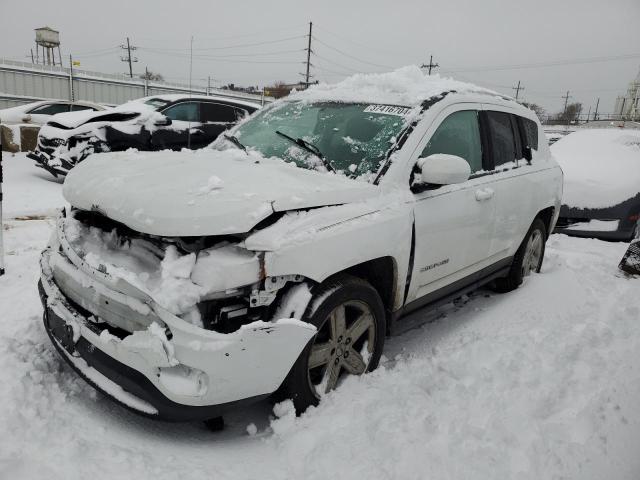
[38,68,562,422]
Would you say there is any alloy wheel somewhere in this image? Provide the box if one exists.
[307,300,376,395]
[521,229,543,277]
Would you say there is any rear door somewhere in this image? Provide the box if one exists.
[408,104,498,302]
[199,102,246,144]
[481,107,539,259]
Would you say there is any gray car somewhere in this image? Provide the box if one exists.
[553,128,640,241]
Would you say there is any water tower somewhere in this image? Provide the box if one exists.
[35,27,61,66]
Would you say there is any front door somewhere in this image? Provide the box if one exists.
[408,106,497,303]
[152,101,203,150]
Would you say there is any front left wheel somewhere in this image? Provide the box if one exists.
[277,274,386,413]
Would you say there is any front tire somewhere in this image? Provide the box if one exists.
[278,274,386,413]
[493,217,547,293]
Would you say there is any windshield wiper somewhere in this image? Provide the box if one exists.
[275,130,335,172]
[224,134,246,152]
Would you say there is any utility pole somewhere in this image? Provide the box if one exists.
[304,22,313,87]
[120,37,138,78]
[144,66,149,96]
[562,90,571,114]
[207,76,211,96]
[30,49,34,63]
[512,80,524,101]
[69,54,75,101]
[594,97,600,121]
[421,55,439,75]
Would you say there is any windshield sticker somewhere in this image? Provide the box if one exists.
[364,105,412,116]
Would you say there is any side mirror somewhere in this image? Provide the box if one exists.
[154,116,172,127]
[417,154,471,186]
[523,145,532,163]
[22,114,32,123]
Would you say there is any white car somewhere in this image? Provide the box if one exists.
[0,100,106,126]
[38,67,562,423]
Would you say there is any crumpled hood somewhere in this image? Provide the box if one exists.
[46,103,153,129]
[62,148,379,236]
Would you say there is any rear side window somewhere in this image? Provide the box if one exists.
[519,117,539,151]
[163,102,200,122]
[201,103,241,123]
[486,111,517,168]
[28,103,70,115]
[71,105,98,112]
[420,110,483,173]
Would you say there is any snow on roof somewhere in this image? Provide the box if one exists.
[552,128,640,209]
[127,94,261,109]
[288,65,501,106]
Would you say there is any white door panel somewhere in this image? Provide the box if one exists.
[409,179,496,302]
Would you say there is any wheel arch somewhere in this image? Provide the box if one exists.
[340,256,398,316]
[536,206,556,239]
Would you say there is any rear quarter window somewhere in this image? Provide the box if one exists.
[520,117,539,151]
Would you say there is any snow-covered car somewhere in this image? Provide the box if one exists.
[38,67,562,422]
[553,129,640,241]
[0,100,105,126]
[28,94,261,177]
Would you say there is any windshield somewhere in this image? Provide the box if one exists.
[233,101,411,178]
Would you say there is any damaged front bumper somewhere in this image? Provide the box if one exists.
[39,237,316,421]
[27,150,69,178]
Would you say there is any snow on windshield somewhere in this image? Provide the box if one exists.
[552,129,640,209]
[234,101,410,177]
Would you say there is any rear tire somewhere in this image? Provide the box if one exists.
[493,218,547,293]
[277,274,386,414]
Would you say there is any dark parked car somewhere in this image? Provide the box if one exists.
[28,94,261,177]
[553,129,640,241]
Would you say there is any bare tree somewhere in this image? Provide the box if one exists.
[555,102,583,124]
[521,102,545,118]
[139,70,164,81]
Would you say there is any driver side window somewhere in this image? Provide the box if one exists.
[420,110,483,173]
[162,102,200,122]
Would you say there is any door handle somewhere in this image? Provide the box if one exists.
[475,187,494,201]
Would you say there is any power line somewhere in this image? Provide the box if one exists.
[140,35,305,52]
[139,49,301,64]
[311,36,394,69]
[441,52,640,74]
[139,47,303,58]
[313,24,402,58]
[313,52,362,73]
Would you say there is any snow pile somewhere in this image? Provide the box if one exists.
[1,152,66,218]
[552,129,640,208]
[289,65,500,106]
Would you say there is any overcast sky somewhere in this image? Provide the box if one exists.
[1,0,639,115]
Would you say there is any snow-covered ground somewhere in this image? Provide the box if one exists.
[2,152,66,218]
[1,154,640,479]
